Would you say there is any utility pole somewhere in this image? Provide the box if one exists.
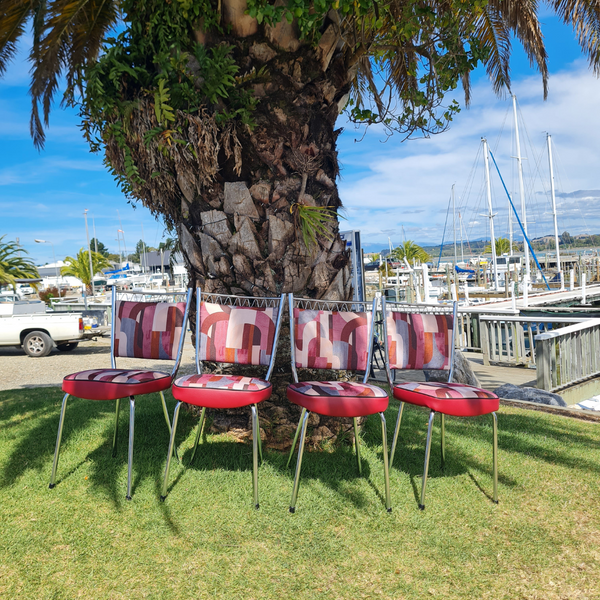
[84,209,95,298]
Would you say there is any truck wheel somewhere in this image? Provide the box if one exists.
[23,331,53,357]
[57,342,79,352]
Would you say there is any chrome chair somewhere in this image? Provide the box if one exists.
[383,300,499,509]
[161,290,285,508]
[49,287,193,499]
[286,295,392,513]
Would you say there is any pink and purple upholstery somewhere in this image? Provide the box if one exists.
[114,301,186,360]
[293,308,371,371]
[199,302,278,366]
[63,368,171,400]
[387,309,498,417]
[393,382,499,417]
[287,381,388,417]
[288,305,388,417]
[173,374,272,408]
[386,312,453,371]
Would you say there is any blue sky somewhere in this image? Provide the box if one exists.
[1,12,598,264]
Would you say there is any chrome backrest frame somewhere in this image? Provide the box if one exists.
[110,286,193,377]
[195,288,286,381]
[288,294,378,384]
[382,299,457,387]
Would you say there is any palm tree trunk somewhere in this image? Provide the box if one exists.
[103,11,361,448]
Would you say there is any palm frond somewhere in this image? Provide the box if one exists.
[550,0,600,75]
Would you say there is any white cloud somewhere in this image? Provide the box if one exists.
[337,61,600,249]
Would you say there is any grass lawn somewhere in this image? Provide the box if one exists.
[0,387,599,599]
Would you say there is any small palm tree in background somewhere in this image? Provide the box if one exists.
[392,241,431,265]
[0,236,39,289]
[61,248,111,295]
[484,238,519,256]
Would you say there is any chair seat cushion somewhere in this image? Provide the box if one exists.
[287,381,389,418]
[172,374,272,408]
[393,381,499,416]
[62,369,172,400]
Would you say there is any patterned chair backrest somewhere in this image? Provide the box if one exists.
[386,311,453,371]
[198,302,278,366]
[114,301,187,360]
[293,308,372,371]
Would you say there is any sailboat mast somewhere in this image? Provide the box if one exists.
[483,138,499,289]
[512,94,531,285]
[459,212,465,264]
[452,184,457,267]
[508,194,514,256]
[547,134,563,288]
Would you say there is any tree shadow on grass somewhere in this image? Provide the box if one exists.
[0,387,186,509]
[361,399,600,508]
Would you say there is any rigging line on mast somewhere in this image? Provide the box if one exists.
[489,149,551,291]
[492,105,511,154]
[438,195,452,268]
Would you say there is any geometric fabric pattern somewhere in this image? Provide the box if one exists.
[174,373,271,392]
[293,308,371,371]
[386,311,453,371]
[64,368,170,384]
[288,380,387,398]
[199,302,278,366]
[114,301,187,360]
[394,381,498,400]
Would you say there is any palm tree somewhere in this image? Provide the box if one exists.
[0,236,40,289]
[61,248,111,295]
[484,237,519,256]
[392,241,431,265]
[4,1,600,446]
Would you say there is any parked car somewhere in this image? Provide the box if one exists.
[0,300,84,357]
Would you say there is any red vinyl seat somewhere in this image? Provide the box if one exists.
[384,300,499,510]
[161,291,285,509]
[49,288,193,500]
[286,295,392,514]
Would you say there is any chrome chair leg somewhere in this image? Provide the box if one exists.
[159,390,172,434]
[126,396,135,500]
[251,405,260,509]
[161,401,182,500]
[389,402,404,467]
[492,411,498,503]
[380,412,392,512]
[255,404,263,463]
[353,417,362,475]
[286,407,307,468]
[49,393,70,489]
[112,398,121,457]
[189,407,206,466]
[420,410,436,510]
[440,413,446,468]
[289,410,310,513]
[160,391,179,461]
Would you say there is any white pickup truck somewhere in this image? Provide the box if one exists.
[0,299,84,357]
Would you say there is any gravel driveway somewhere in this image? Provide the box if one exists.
[0,333,197,391]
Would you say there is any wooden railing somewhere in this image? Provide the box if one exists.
[535,318,600,391]
[477,314,587,368]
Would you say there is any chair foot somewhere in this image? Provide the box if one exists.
[126,495,132,501]
[289,507,295,514]
[160,495,166,502]
[493,500,499,504]
[387,508,392,513]
[49,483,55,489]
[255,503,260,510]
[419,504,425,511]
